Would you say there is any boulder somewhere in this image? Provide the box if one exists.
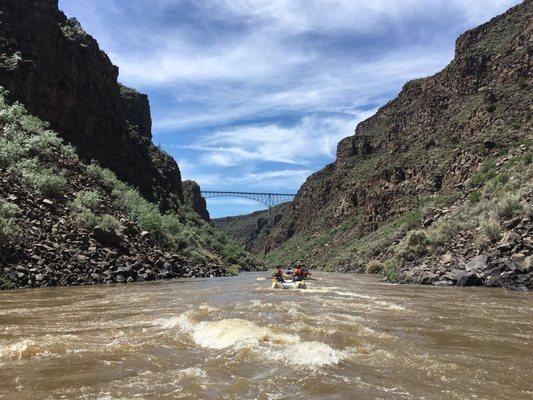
[465,255,488,273]
[511,253,531,273]
[419,272,439,285]
[92,227,121,246]
[457,273,483,287]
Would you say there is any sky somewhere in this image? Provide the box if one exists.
[59,0,520,218]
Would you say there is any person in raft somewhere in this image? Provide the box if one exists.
[293,265,305,281]
[272,266,286,282]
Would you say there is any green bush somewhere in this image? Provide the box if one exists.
[0,273,15,290]
[495,196,523,220]
[72,190,100,211]
[365,259,384,274]
[13,159,67,197]
[468,190,481,204]
[0,199,21,243]
[98,214,119,231]
[480,218,502,243]
[71,207,100,230]
[1,51,22,70]
[226,265,240,276]
[0,131,27,166]
[396,230,429,262]
[87,162,120,190]
[384,259,399,282]
[61,17,88,40]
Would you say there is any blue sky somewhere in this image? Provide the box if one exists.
[58,0,519,218]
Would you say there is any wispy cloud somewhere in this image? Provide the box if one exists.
[179,111,375,167]
[178,168,313,191]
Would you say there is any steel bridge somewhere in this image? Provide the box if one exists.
[201,191,296,208]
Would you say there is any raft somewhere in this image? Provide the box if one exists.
[271,279,307,289]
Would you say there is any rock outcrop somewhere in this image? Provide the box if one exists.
[0,0,183,211]
[246,1,532,288]
[182,181,210,222]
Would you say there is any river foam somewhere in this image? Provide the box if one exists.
[167,312,348,368]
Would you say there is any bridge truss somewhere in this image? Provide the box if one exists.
[201,191,296,208]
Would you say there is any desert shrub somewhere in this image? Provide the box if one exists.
[480,218,502,243]
[495,196,523,220]
[71,207,100,230]
[396,230,429,262]
[365,259,384,274]
[2,51,22,70]
[184,249,208,266]
[0,131,27,166]
[221,241,246,265]
[98,214,119,231]
[226,264,240,276]
[13,159,67,197]
[72,190,100,212]
[0,215,20,243]
[87,162,120,190]
[468,190,481,204]
[0,273,15,290]
[384,259,399,282]
[24,130,63,158]
[0,199,21,243]
[0,199,21,219]
[525,203,533,220]
[467,159,497,188]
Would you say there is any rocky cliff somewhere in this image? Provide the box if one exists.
[0,0,183,211]
[254,1,532,289]
[182,181,210,222]
[0,0,262,290]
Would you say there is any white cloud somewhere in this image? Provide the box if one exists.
[181,111,375,168]
[194,169,311,191]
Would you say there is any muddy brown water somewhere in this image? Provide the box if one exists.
[0,272,532,400]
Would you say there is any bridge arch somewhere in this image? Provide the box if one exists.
[201,191,296,208]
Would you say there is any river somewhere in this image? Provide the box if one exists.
[0,272,532,399]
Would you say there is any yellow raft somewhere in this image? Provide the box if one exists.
[271,279,306,289]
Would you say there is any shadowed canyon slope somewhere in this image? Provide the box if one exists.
[218,1,532,288]
[213,203,289,252]
[0,0,185,211]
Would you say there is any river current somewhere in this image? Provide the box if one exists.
[0,272,531,399]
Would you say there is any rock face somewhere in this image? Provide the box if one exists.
[213,203,289,251]
[182,181,210,222]
[244,1,532,288]
[0,0,183,211]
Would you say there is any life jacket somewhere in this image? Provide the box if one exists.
[294,268,303,276]
[272,270,284,281]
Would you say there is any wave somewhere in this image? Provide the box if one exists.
[168,312,348,369]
